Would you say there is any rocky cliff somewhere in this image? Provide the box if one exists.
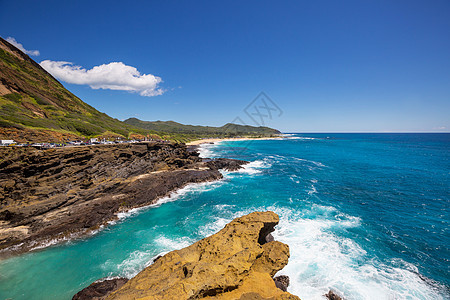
[75,211,300,300]
[0,142,246,255]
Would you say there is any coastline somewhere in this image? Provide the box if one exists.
[2,177,224,259]
[186,136,281,146]
[1,134,449,300]
[0,142,248,257]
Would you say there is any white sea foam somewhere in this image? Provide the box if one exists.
[237,159,272,175]
[270,207,446,300]
[197,142,221,158]
[240,160,269,174]
[28,238,70,251]
[93,276,125,283]
[219,159,273,179]
[113,180,225,223]
[154,235,193,250]
[292,157,327,168]
[307,184,317,195]
[114,250,157,278]
[285,136,317,140]
[112,235,194,278]
[102,250,166,279]
[197,216,232,237]
[289,174,301,184]
[214,204,236,211]
[280,134,318,140]
[27,227,105,252]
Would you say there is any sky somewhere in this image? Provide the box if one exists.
[1,0,449,132]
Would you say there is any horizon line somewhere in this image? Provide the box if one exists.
[281,131,450,134]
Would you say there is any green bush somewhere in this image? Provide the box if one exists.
[0,119,23,129]
[71,121,104,137]
[3,93,22,103]
[34,96,53,106]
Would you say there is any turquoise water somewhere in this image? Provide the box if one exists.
[0,133,449,299]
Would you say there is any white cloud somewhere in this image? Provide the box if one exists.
[40,61,164,97]
[6,37,40,56]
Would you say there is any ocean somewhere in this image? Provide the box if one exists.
[0,133,448,299]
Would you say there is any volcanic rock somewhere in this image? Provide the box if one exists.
[72,278,128,300]
[103,211,300,300]
[325,290,343,300]
[274,275,290,292]
[206,158,249,171]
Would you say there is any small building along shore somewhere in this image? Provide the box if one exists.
[0,139,15,146]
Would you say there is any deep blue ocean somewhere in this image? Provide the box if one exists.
[0,133,449,299]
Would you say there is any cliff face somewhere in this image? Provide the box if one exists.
[0,143,245,254]
[76,211,300,300]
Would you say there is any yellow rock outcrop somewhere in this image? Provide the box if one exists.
[107,211,300,300]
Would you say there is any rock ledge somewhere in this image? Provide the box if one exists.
[77,211,300,300]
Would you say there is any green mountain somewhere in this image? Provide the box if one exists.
[124,118,281,138]
[0,36,152,142]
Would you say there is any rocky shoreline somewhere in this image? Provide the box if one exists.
[0,142,346,300]
[0,142,247,256]
[74,211,301,300]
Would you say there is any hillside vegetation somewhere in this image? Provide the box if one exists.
[124,118,281,140]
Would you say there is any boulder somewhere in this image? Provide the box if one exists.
[206,158,248,171]
[325,290,343,300]
[72,278,128,300]
[274,275,290,292]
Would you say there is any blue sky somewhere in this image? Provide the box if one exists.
[1,0,449,132]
